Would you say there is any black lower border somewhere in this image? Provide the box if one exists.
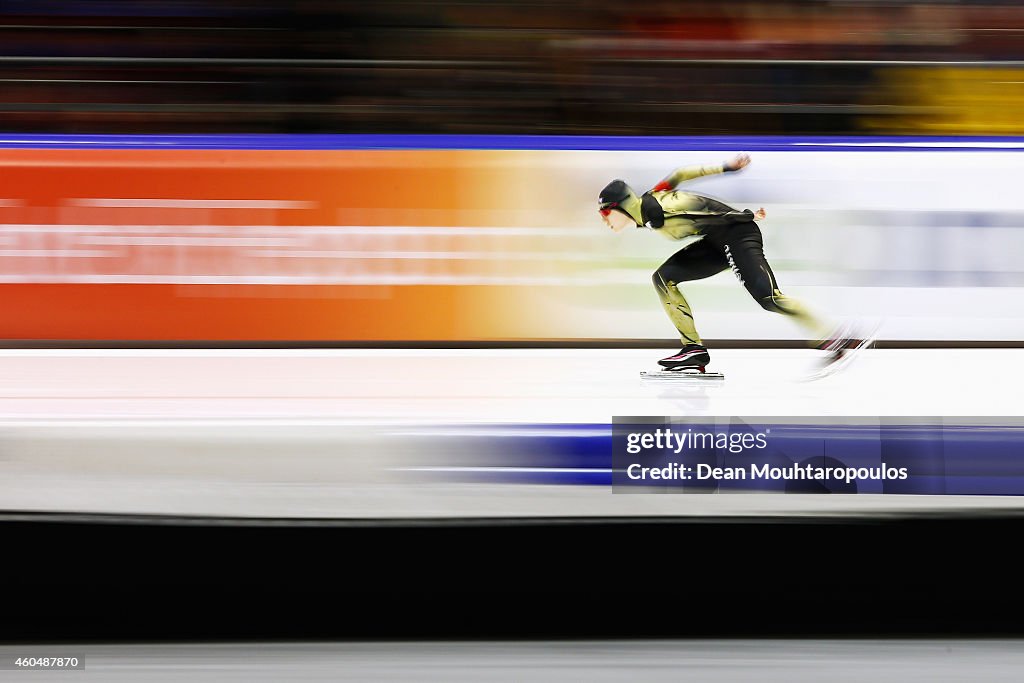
[1,512,1021,641]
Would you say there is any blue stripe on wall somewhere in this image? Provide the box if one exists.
[1,134,1023,151]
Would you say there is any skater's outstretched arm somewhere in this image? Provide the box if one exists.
[652,153,751,191]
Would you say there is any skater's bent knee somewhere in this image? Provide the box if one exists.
[757,295,787,314]
[652,270,673,291]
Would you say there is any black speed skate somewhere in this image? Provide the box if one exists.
[642,345,724,381]
[658,345,711,372]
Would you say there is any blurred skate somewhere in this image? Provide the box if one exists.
[805,322,878,381]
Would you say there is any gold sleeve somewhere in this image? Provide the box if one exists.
[655,163,727,191]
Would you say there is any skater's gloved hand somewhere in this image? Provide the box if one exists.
[724,153,751,172]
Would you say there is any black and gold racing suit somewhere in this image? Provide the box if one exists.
[642,164,829,346]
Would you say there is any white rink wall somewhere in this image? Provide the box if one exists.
[0,138,1018,344]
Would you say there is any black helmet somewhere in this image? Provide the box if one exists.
[597,179,642,226]
[598,179,631,210]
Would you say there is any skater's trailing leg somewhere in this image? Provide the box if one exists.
[710,221,833,342]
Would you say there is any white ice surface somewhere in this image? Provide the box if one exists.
[0,348,1020,519]
[0,347,1018,423]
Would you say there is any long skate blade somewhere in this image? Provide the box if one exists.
[641,370,724,381]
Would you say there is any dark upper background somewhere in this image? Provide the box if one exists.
[1,0,1023,135]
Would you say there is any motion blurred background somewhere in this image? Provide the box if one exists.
[3,0,1024,136]
[3,0,1024,667]
[0,0,1022,345]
